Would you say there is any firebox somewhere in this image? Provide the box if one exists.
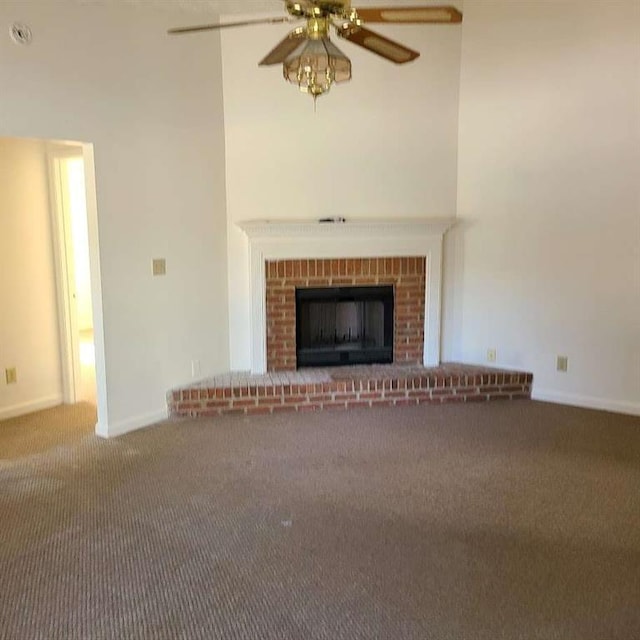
[295,285,394,368]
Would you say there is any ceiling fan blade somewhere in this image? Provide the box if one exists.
[354,5,463,24]
[337,25,419,64]
[259,27,307,66]
[168,16,295,35]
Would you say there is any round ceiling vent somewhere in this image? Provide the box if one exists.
[10,23,32,45]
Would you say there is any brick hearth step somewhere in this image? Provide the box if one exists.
[168,363,533,419]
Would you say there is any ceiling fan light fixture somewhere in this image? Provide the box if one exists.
[168,2,463,101]
[283,37,351,100]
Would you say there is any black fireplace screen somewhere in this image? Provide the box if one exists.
[296,285,394,368]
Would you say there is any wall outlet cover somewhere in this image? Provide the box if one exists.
[487,348,497,363]
[5,367,17,384]
[557,355,568,372]
[152,258,166,276]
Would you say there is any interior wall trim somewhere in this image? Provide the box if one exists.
[0,394,64,421]
[532,388,640,417]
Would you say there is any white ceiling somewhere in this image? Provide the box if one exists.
[173,0,458,12]
[167,1,281,14]
[77,0,462,16]
[74,0,279,14]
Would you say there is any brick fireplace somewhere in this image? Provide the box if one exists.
[266,257,426,371]
[168,218,536,419]
[237,218,456,374]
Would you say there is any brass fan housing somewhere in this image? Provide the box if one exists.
[285,0,351,19]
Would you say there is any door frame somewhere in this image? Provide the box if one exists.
[47,142,109,435]
[48,146,82,403]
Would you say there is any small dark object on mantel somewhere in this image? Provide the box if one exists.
[319,217,346,223]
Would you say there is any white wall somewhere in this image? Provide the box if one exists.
[448,0,640,414]
[221,2,463,369]
[0,1,230,435]
[0,138,63,419]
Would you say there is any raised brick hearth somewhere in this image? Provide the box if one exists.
[266,257,426,371]
[168,364,533,419]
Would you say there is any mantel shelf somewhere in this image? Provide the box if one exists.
[237,217,457,239]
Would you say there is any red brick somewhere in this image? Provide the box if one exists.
[232,399,257,408]
[198,409,222,417]
[432,389,454,397]
[454,386,479,395]
[501,384,525,392]
[176,402,201,411]
[220,407,247,416]
[479,386,500,393]
[333,393,358,402]
[386,391,408,399]
[323,401,348,410]
[283,395,308,404]
[331,277,355,285]
[206,400,231,408]
[369,398,395,406]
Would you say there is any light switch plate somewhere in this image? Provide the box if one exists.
[152,258,166,276]
[556,355,568,372]
[5,367,17,384]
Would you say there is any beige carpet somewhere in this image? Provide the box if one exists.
[0,402,96,459]
[0,401,639,639]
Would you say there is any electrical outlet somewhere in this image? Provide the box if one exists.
[5,367,17,385]
[487,348,497,363]
[191,360,201,378]
[152,258,166,276]
[556,355,568,372]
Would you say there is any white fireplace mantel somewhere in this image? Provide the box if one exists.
[237,217,457,374]
[238,217,456,240]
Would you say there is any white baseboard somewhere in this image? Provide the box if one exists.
[96,408,168,439]
[0,394,64,421]
[532,388,640,417]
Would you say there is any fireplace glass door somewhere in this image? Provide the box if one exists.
[296,286,394,367]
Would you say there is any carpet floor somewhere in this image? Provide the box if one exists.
[0,402,96,459]
[0,401,639,639]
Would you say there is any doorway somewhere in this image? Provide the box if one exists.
[49,150,96,405]
[0,137,107,439]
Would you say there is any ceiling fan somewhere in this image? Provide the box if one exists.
[168,1,462,102]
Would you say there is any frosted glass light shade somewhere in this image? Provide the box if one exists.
[283,37,351,98]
